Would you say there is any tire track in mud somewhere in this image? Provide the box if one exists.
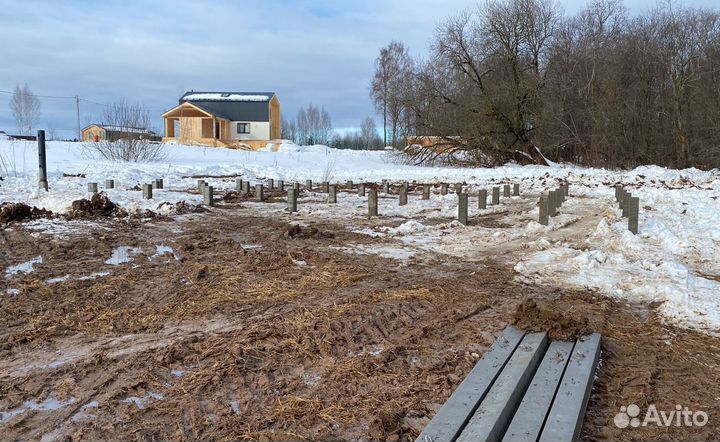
[2,199,720,441]
[0,211,526,441]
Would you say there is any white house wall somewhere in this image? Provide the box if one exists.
[229,121,270,141]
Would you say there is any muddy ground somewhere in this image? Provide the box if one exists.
[1,192,720,441]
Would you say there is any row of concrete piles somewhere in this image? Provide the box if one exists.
[223,178,526,220]
[196,180,215,205]
[86,179,116,194]
[456,183,520,226]
[86,178,164,200]
[615,185,640,234]
[203,178,530,223]
[82,176,640,234]
[538,183,570,225]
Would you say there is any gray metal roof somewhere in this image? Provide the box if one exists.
[83,123,157,135]
[180,91,276,122]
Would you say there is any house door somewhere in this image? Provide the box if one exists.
[215,122,220,139]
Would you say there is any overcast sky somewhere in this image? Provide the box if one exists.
[0,0,717,139]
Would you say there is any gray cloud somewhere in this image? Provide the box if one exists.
[0,0,717,138]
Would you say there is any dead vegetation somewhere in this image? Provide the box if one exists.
[1,209,720,441]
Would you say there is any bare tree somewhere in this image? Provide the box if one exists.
[331,131,363,150]
[401,0,561,164]
[101,98,152,131]
[360,117,380,149]
[9,84,40,135]
[654,3,719,167]
[296,104,333,145]
[371,41,414,147]
[374,0,720,169]
[296,107,309,144]
[281,116,298,143]
[47,125,58,141]
[83,99,167,162]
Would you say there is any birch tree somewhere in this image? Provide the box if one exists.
[9,84,40,135]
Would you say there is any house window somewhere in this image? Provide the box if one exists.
[237,123,250,134]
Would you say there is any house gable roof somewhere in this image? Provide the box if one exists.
[82,123,157,135]
[179,91,276,122]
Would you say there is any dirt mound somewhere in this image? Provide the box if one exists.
[369,410,403,441]
[67,193,123,219]
[157,201,207,214]
[222,190,250,202]
[0,203,53,223]
[286,224,335,239]
[512,298,590,340]
[176,200,207,213]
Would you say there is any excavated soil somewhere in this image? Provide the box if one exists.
[1,201,719,441]
[512,297,591,340]
[0,203,53,224]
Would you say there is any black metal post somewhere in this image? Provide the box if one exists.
[37,130,48,191]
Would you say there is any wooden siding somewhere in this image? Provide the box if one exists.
[162,97,280,150]
[269,95,281,140]
[82,125,106,142]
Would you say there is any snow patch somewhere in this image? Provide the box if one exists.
[0,396,77,423]
[120,392,164,410]
[6,256,44,277]
[105,246,142,265]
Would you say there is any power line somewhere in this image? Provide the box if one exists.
[1,88,169,138]
[0,89,77,100]
[0,89,111,107]
[79,98,110,107]
[1,89,115,139]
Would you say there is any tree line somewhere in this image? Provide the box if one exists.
[371,0,720,170]
[281,104,382,150]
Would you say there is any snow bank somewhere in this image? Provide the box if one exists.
[2,138,720,332]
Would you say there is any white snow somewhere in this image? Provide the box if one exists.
[71,400,99,422]
[0,396,77,423]
[183,93,269,102]
[152,244,179,260]
[47,275,70,283]
[120,392,163,410]
[2,139,720,332]
[5,255,44,277]
[105,246,142,265]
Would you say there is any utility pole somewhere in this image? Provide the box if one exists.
[38,130,48,191]
[75,95,81,141]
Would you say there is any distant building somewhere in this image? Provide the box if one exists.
[0,130,36,141]
[161,91,281,150]
[405,135,464,153]
[81,124,161,142]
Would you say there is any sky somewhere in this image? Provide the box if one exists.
[0,0,718,139]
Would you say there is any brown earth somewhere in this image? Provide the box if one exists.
[0,203,53,224]
[0,202,719,441]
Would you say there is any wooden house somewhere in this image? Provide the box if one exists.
[405,135,465,153]
[161,92,281,149]
[82,124,160,142]
[0,131,37,141]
